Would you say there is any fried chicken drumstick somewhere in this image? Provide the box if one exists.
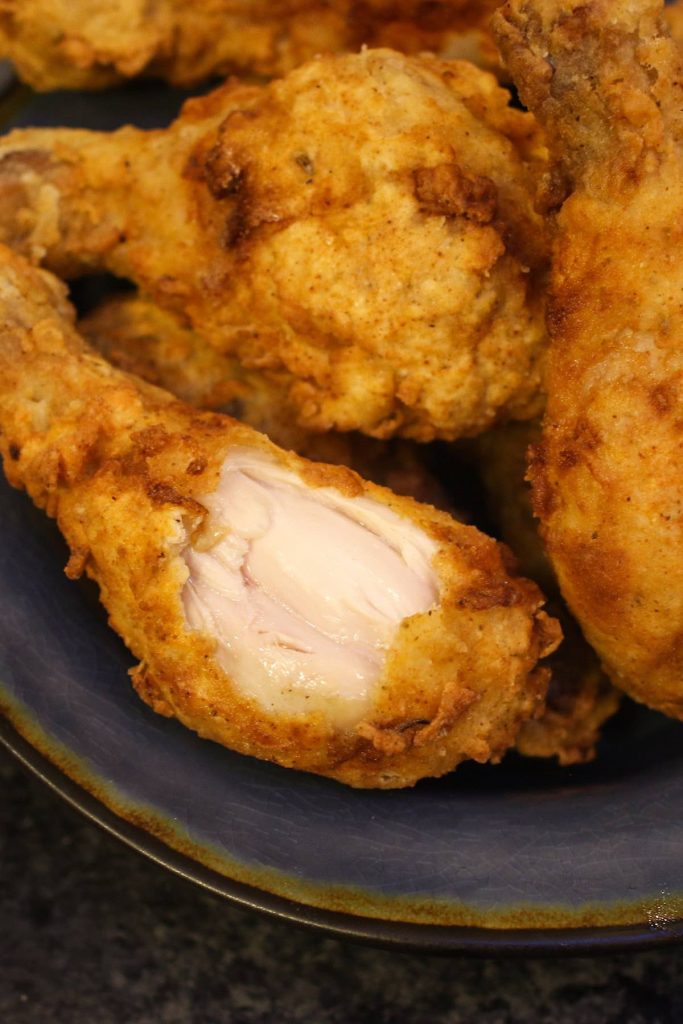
[493,0,683,719]
[477,424,621,764]
[0,1,501,91]
[81,291,618,764]
[0,245,559,787]
[0,49,548,441]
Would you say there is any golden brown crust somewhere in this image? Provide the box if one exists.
[493,0,683,720]
[0,245,560,787]
[515,621,621,766]
[0,0,502,91]
[0,49,549,441]
[79,292,467,517]
[82,290,615,765]
[476,422,621,764]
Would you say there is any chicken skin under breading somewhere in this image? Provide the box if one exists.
[0,49,549,441]
[82,290,619,764]
[493,0,683,720]
[0,244,560,787]
[0,0,501,91]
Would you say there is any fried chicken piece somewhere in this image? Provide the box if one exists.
[81,290,616,762]
[0,49,549,441]
[81,291,466,513]
[493,0,683,720]
[0,1,501,91]
[477,423,620,764]
[0,244,560,787]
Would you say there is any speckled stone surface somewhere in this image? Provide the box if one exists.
[1,750,681,1024]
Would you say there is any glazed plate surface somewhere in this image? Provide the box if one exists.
[0,82,682,955]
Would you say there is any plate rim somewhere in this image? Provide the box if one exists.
[3,715,682,958]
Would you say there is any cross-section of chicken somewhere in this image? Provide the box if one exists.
[81,289,616,766]
[0,245,559,786]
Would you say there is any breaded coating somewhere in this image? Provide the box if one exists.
[0,0,501,91]
[515,618,620,766]
[0,49,549,441]
[477,423,621,764]
[82,291,617,763]
[80,292,465,512]
[0,245,560,788]
[80,292,310,447]
[494,0,683,719]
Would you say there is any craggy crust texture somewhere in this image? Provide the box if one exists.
[494,0,683,719]
[0,246,560,788]
[0,49,549,441]
[515,620,620,766]
[0,0,501,91]
[477,422,620,764]
[82,291,618,762]
[80,292,465,514]
[79,291,310,446]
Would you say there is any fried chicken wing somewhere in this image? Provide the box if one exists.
[477,423,621,764]
[0,49,548,441]
[0,1,501,91]
[493,0,683,719]
[0,244,560,787]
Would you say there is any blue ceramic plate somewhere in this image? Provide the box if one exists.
[1,81,682,956]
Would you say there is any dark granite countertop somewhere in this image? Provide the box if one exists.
[1,749,681,1024]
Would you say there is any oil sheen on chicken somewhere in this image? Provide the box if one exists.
[183,449,439,726]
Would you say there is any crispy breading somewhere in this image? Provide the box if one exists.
[0,49,549,441]
[82,291,618,763]
[80,291,466,512]
[79,292,310,446]
[0,245,560,787]
[477,422,621,764]
[493,0,683,719]
[83,289,619,766]
[515,618,620,766]
[0,0,501,91]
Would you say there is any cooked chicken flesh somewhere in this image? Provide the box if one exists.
[0,244,560,786]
